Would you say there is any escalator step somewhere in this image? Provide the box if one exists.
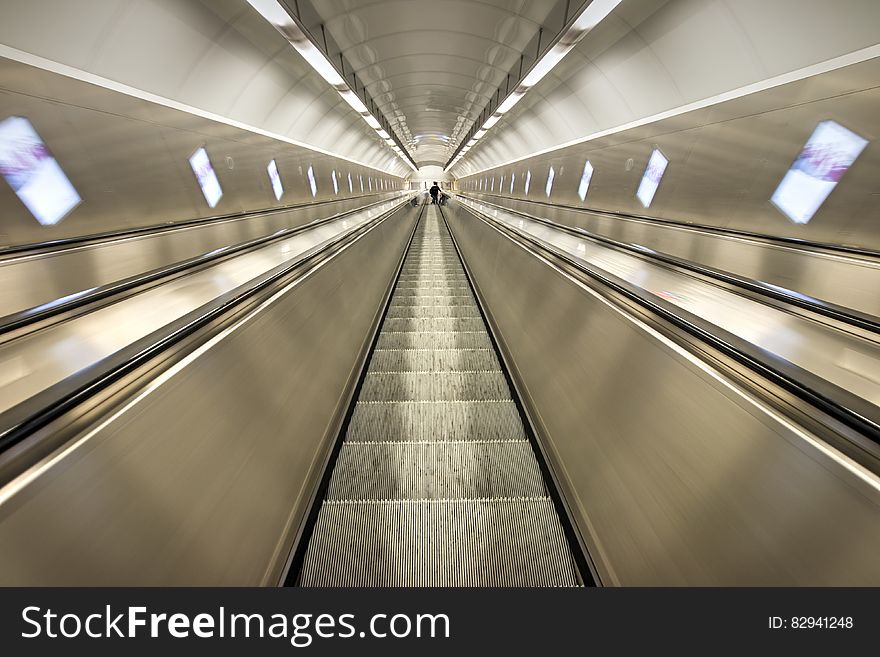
[300,498,577,587]
[368,348,501,372]
[358,370,511,401]
[376,331,492,349]
[389,295,475,307]
[326,440,546,500]
[298,207,577,587]
[346,400,527,442]
[381,317,487,332]
[385,304,481,318]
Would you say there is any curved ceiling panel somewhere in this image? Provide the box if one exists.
[312,0,559,166]
[452,0,880,177]
[0,0,410,176]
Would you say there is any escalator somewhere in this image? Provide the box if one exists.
[296,205,580,586]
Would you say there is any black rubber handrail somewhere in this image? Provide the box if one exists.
[464,191,880,261]
[460,195,880,334]
[0,202,411,455]
[0,191,406,258]
[0,194,413,335]
[458,200,880,446]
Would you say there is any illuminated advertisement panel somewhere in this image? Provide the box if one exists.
[578,160,594,202]
[307,165,317,197]
[771,120,868,224]
[545,165,555,197]
[189,147,223,208]
[267,159,283,201]
[0,116,81,225]
[636,149,668,208]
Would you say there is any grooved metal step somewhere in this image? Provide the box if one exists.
[376,331,493,350]
[390,295,475,307]
[385,305,478,318]
[327,440,547,500]
[346,400,527,443]
[368,348,501,372]
[359,370,511,402]
[300,498,577,587]
[299,206,578,587]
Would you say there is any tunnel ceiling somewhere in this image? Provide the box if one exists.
[308,0,560,168]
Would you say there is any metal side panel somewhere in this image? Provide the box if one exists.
[0,207,417,585]
[444,203,880,586]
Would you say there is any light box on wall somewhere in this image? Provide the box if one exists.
[636,149,668,208]
[771,120,868,224]
[578,161,594,202]
[189,146,223,208]
[307,165,317,197]
[545,166,555,197]
[267,159,283,201]
[0,116,81,225]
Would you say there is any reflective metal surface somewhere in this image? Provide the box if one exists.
[446,201,880,585]
[457,196,880,409]
[0,204,416,585]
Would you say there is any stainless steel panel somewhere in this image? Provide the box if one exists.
[446,204,880,585]
[0,206,416,585]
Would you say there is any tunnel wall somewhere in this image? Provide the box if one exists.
[451,0,880,250]
[0,55,405,248]
[455,0,880,176]
[0,0,407,176]
[455,55,880,250]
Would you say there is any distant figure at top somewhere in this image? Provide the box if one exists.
[429,181,441,204]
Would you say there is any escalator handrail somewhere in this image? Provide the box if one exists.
[0,194,415,335]
[463,191,880,261]
[459,194,880,334]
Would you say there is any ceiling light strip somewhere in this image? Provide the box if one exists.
[246,0,417,171]
[445,0,621,172]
